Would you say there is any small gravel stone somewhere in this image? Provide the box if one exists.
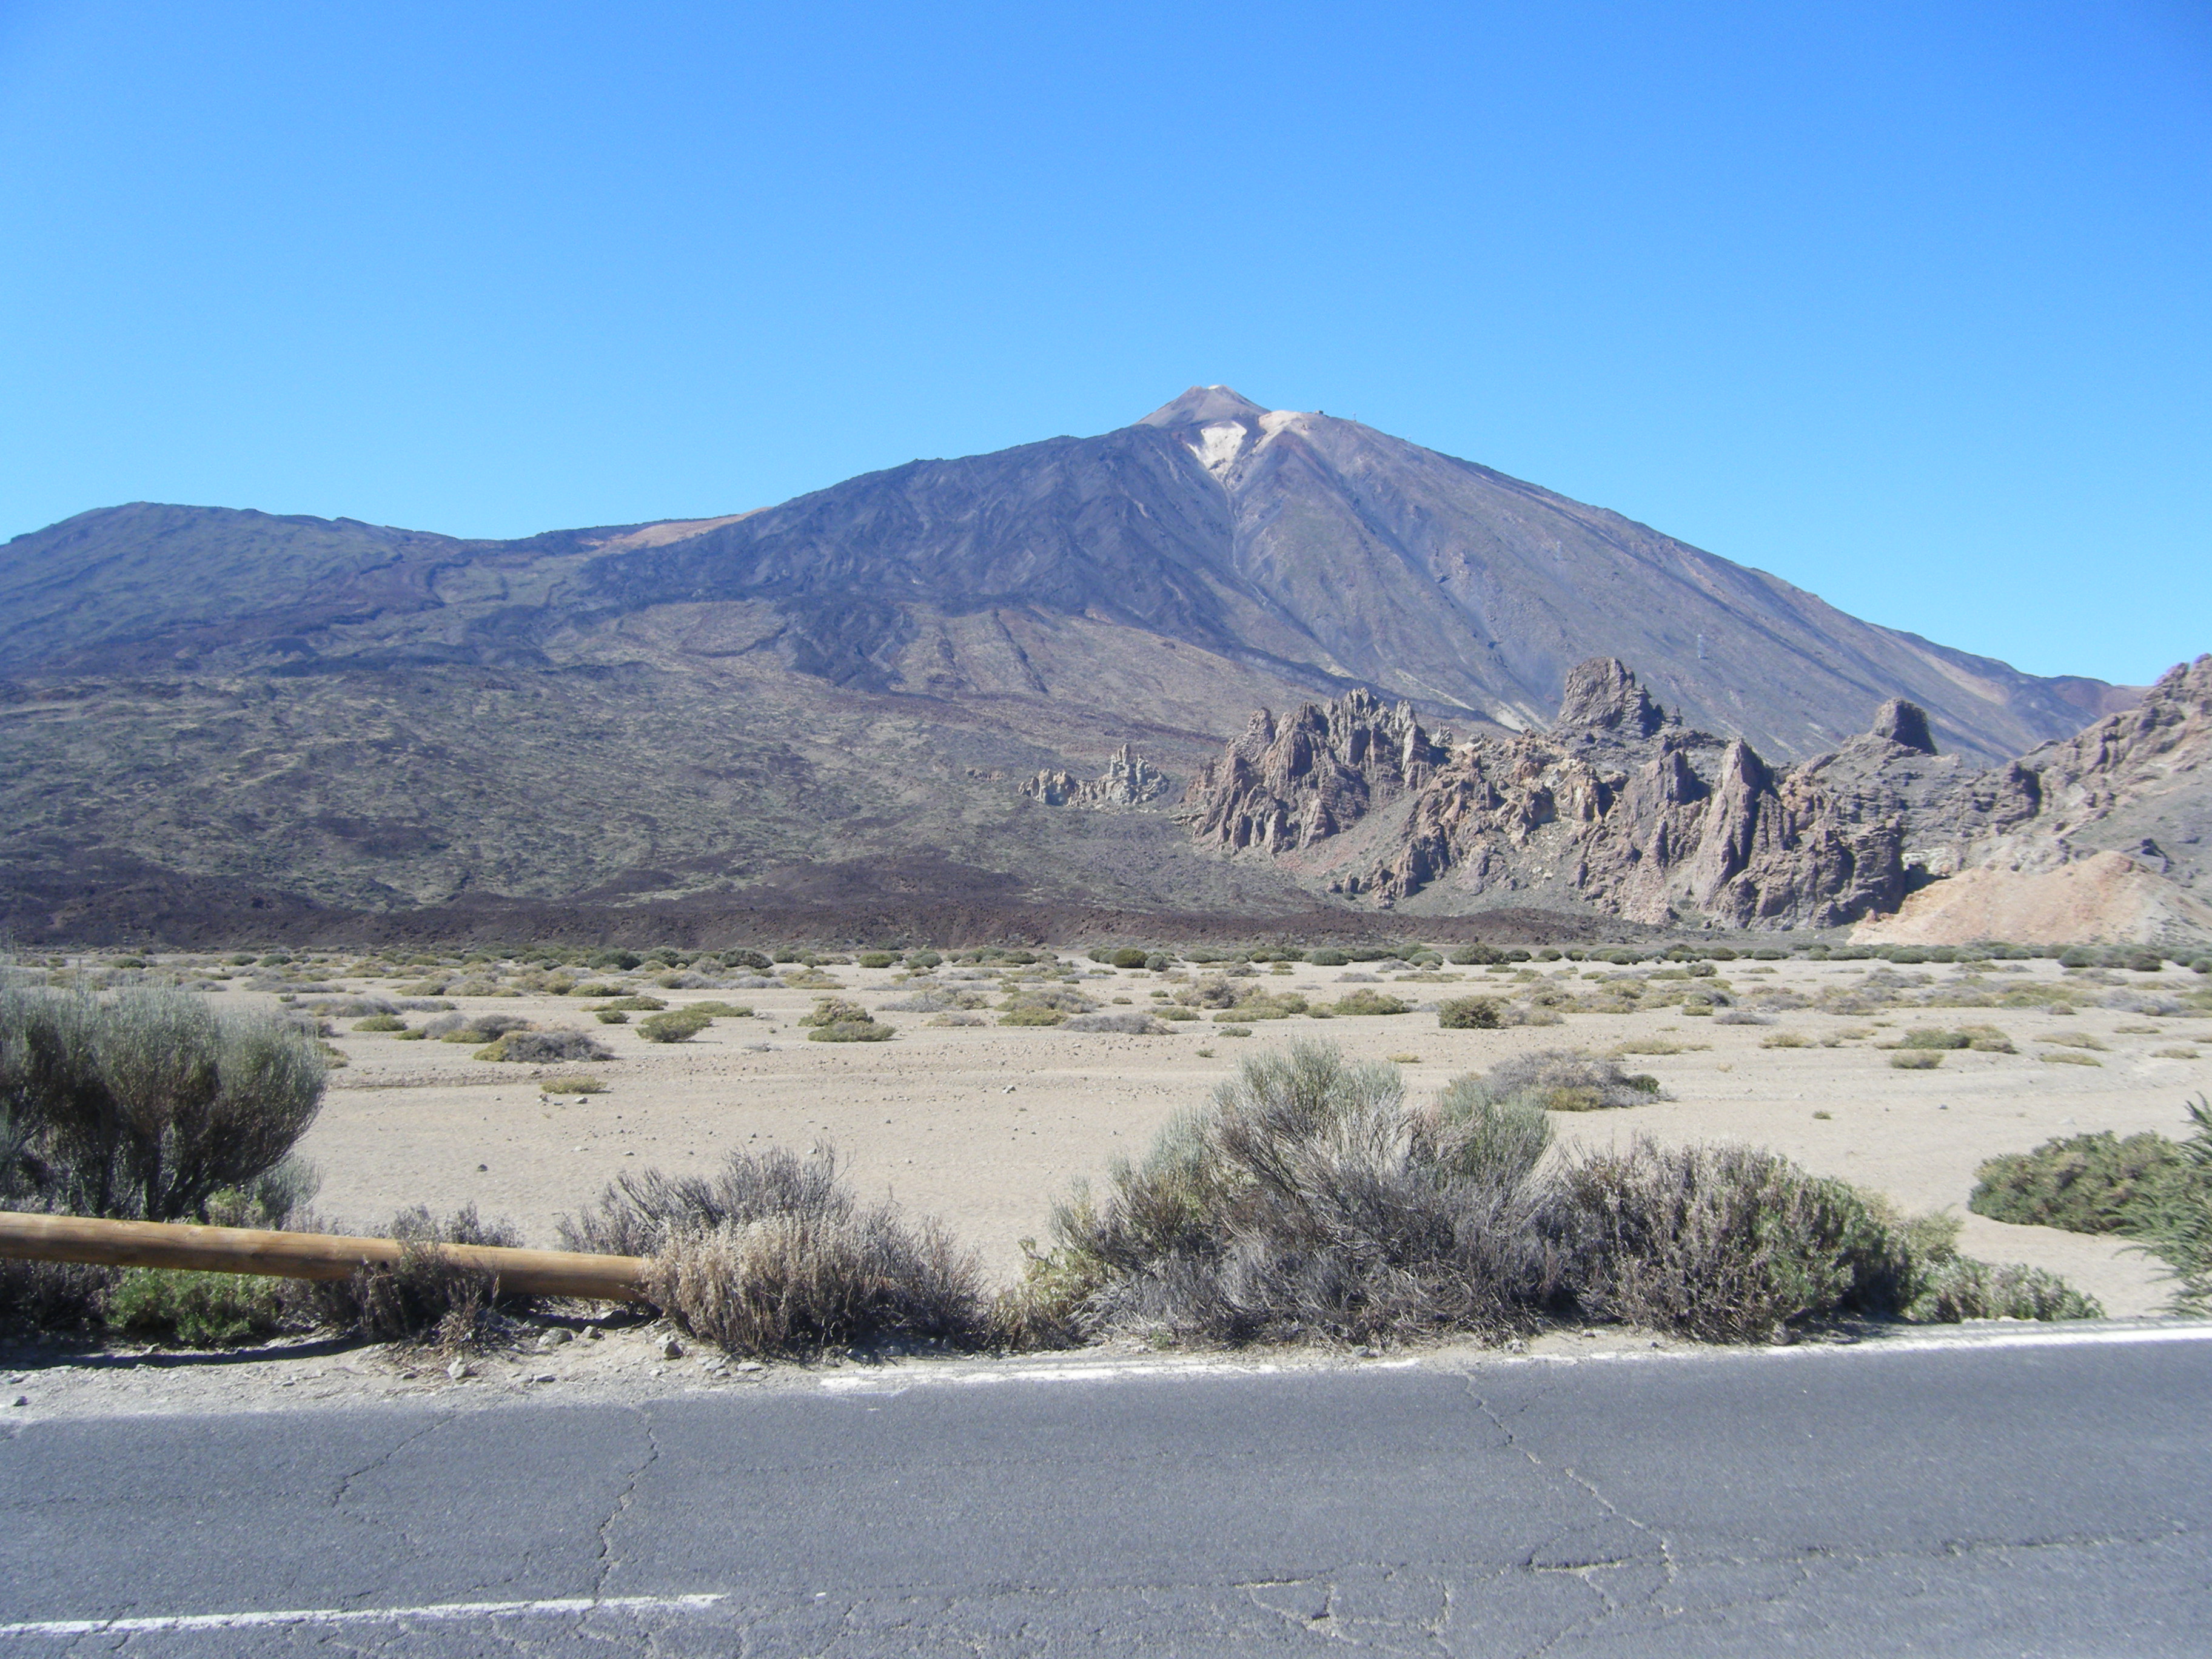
[660,1336,685,1359]
[446,1359,472,1381]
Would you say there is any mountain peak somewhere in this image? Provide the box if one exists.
[1137,386,1271,428]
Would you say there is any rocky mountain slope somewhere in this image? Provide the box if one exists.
[1176,655,2212,945]
[0,389,2150,939]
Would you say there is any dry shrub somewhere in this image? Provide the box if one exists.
[1473,1049,1663,1113]
[1564,1141,1908,1341]
[306,1205,528,1350]
[489,1029,615,1063]
[0,987,325,1222]
[1064,1013,1169,1034]
[567,1145,986,1357]
[1016,1042,1573,1347]
[1437,997,1503,1030]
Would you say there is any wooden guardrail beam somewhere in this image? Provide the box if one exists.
[0,1212,651,1303]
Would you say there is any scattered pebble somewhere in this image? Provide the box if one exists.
[661,1336,685,1359]
[446,1359,472,1381]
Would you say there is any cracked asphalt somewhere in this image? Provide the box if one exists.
[2,1332,2206,1657]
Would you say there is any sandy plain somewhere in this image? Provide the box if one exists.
[265,954,2212,1320]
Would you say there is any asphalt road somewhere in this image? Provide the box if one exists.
[2,1327,2207,1657]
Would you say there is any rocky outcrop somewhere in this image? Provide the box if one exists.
[1178,655,2212,940]
[1020,744,1175,809]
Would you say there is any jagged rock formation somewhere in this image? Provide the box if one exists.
[1179,655,2212,942]
[1180,690,1449,853]
[1019,745,1175,809]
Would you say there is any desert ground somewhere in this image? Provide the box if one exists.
[129,948,2202,1321]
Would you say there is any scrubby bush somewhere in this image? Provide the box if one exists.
[1010,1042,1572,1346]
[564,1145,987,1358]
[1889,1051,1943,1070]
[1110,948,1150,970]
[427,1012,532,1044]
[588,950,643,971]
[1564,1142,1908,1341]
[307,1205,530,1348]
[0,987,325,1223]
[1438,997,1503,1030]
[1064,1013,1168,1034]
[595,1009,629,1024]
[857,952,897,969]
[905,950,943,970]
[486,1029,615,1064]
[1329,989,1412,1017]
[1464,1050,1663,1113]
[539,1071,608,1095]
[638,1008,714,1044]
[809,1019,894,1042]
[1144,952,1173,972]
[352,1014,408,1033]
[589,994,667,1012]
[1305,948,1349,967]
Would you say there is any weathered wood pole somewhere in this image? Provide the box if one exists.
[0,1212,651,1302]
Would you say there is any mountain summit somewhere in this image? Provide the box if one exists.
[1138,385,1273,427]
[0,391,2152,935]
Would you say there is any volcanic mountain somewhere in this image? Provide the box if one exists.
[0,387,2145,941]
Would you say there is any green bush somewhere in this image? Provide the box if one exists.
[1889,1051,1944,1070]
[857,952,897,969]
[638,1008,714,1044]
[106,1269,286,1347]
[1969,1129,2200,1235]
[1329,989,1412,1017]
[0,987,326,1222]
[595,1009,629,1024]
[589,994,668,1012]
[1305,948,1349,967]
[2139,1098,2212,1312]
[352,1014,407,1033]
[1438,997,1503,1030]
[1110,948,1149,970]
[999,1007,1066,1027]
[808,1019,894,1042]
[905,951,943,970]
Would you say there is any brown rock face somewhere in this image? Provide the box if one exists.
[1176,654,2212,940]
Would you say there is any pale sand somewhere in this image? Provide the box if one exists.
[289,959,2211,1318]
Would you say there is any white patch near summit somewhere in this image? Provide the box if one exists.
[1190,421,1249,480]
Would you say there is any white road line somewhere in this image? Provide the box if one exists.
[820,1322,2212,1392]
[821,1356,1415,1393]
[0,1594,725,1638]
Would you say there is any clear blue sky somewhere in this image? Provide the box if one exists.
[2,2,2205,685]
